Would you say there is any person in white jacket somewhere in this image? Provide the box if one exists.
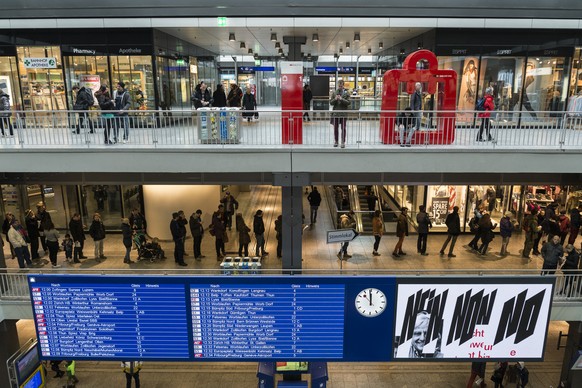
[7,220,32,268]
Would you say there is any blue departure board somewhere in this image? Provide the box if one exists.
[190,284,345,359]
[28,275,397,362]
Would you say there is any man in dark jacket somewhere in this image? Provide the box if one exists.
[220,191,239,231]
[177,210,188,256]
[253,210,268,257]
[307,187,322,225]
[69,213,86,262]
[227,83,243,107]
[410,82,423,131]
[440,206,460,258]
[113,81,131,143]
[541,235,563,275]
[302,84,312,121]
[170,212,187,266]
[72,85,94,134]
[561,244,580,296]
[393,207,409,258]
[36,201,52,254]
[0,89,14,136]
[568,205,582,245]
[416,205,432,256]
[212,205,226,260]
[192,82,213,109]
[24,210,40,260]
[499,211,515,256]
[189,209,204,260]
[522,209,539,260]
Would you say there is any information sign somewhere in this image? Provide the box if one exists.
[23,58,57,69]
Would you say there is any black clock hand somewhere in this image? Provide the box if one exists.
[369,289,372,306]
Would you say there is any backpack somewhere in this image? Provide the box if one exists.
[84,89,95,107]
[469,217,479,233]
[476,97,485,111]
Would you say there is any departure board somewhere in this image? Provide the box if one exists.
[30,278,190,360]
[28,275,398,362]
[190,284,345,359]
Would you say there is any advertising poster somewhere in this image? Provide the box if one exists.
[393,279,553,360]
[431,197,449,226]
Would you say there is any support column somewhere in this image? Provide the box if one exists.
[560,321,582,386]
[274,173,310,270]
[0,320,20,387]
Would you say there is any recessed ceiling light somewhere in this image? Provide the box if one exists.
[368,48,372,54]
[346,42,350,49]
[275,42,281,49]
[312,33,319,42]
[248,48,253,54]
[240,42,246,49]
[339,48,343,54]
[229,33,235,41]
[379,42,383,49]
[354,33,360,42]
[270,33,277,41]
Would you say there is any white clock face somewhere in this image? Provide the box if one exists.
[355,288,387,317]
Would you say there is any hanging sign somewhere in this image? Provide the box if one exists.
[23,57,57,69]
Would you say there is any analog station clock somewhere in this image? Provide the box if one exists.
[355,288,387,317]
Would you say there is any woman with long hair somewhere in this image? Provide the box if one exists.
[235,213,251,257]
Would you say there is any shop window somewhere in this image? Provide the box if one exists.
[426,185,468,231]
[80,185,123,229]
[121,185,142,218]
[64,55,110,109]
[468,185,512,228]
[0,56,22,111]
[156,56,191,111]
[17,46,66,111]
[110,56,154,110]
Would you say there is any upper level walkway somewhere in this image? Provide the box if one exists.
[1,108,581,176]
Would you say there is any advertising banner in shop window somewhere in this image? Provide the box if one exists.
[393,278,554,361]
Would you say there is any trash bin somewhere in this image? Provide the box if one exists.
[198,107,241,144]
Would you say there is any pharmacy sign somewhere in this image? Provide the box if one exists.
[23,57,57,69]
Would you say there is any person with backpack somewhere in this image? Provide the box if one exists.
[72,85,95,134]
[416,205,432,255]
[307,187,322,225]
[0,88,14,136]
[95,85,116,144]
[476,86,495,142]
[337,210,356,260]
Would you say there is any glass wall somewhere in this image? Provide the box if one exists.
[426,185,468,231]
[0,56,22,111]
[156,57,191,111]
[109,56,154,110]
[17,46,66,111]
[519,56,569,118]
[63,55,110,109]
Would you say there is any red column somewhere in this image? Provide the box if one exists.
[281,62,303,144]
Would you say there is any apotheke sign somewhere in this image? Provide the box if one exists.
[23,57,57,69]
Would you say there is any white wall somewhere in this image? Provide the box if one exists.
[143,185,221,240]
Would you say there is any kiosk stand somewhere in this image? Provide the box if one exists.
[256,362,328,388]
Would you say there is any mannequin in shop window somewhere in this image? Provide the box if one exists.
[462,60,478,106]
[521,62,538,119]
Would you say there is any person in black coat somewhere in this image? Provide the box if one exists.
[36,201,52,254]
[253,210,268,257]
[242,88,257,121]
[307,187,322,224]
[227,83,243,108]
[88,212,106,261]
[69,213,86,261]
[25,209,41,260]
[189,209,205,260]
[121,218,134,264]
[303,84,313,121]
[562,244,580,296]
[212,84,227,108]
[191,82,213,109]
[440,206,461,258]
[170,212,187,266]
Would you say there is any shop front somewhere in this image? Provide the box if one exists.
[0,46,22,111]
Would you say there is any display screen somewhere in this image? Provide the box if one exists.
[28,275,396,362]
[15,345,40,384]
[20,366,44,388]
[276,362,309,372]
[393,279,554,361]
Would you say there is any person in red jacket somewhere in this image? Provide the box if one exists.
[476,87,495,142]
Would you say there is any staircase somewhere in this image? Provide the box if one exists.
[356,185,375,233]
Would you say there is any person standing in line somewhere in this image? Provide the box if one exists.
[121,218,134,264]
[468,203,485,251]
[253,210,268,257]
[170,212,187,267]
[2,213,15,259]
[490,361,508,388]
[275,215,283,258]
[568,205,582,245]
[121,361,142,388]
[95,85,116,144]
[189,209,205,260]
[0,88,14,136]
[372,210,383,257]
[212,84,227,108]
[113,81,131,143]
[516,362,529,388]
[129,208,147,235]
[541,235,564,275]
[476,86,495,142]
[177,210,189,256]
[440,206,460,258]
[477,212,497,256]
[71,84,95,134]
[220,191,239,231]
[43,220,61,268]
[561,244,580,296]
[416,205,432,256]
[191,81,213,109]
[89,213,107,262]
[65,360,79,387]
[24,209,40,261]
[236,213,251,257]
[227,83,243,108]
[499,211,515,256]
[522,208,539,260]
[36,201,52,255]
[212,205,226,260]
[302,84,313,121]
[334,186,345,211]
[242,87,257,122]
[393,207,409,258]
[7,219,32,269]
[410,82,423,132]
[69,213,87,262]
[532,208,546,255]
[397,107,415,147]
[330,79,350,148]
[307,187,322,225]
[465,361,486,388]
[61,234,74,264]
[337,210,356,260]
[365,187,378,217]
[558,209,571,245]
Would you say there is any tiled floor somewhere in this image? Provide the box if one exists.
[6,185,571,387]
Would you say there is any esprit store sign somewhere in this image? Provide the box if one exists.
[23,57,57,69]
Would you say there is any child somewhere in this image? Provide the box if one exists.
[61,234,75,263]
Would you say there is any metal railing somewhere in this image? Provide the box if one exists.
[1,269,581,302]
[1,109,581,150]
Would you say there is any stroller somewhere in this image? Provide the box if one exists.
[133,233,165,262]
